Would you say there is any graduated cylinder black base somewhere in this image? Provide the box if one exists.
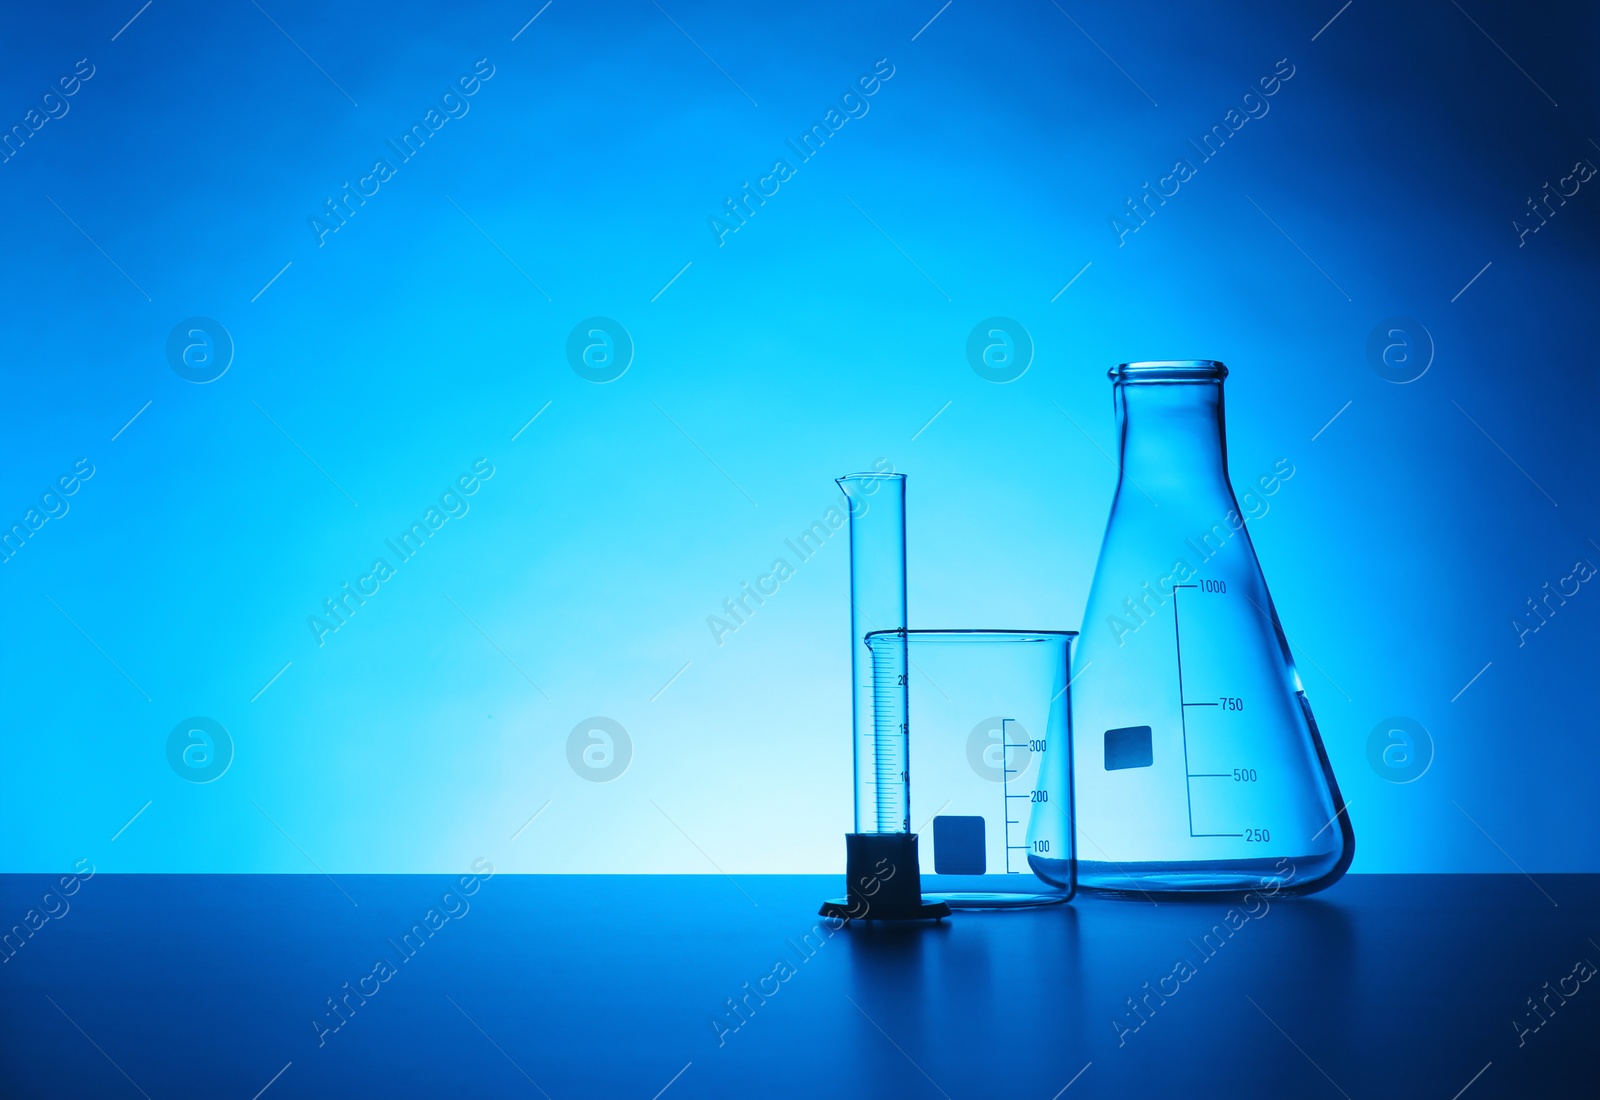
[818,832,951,921]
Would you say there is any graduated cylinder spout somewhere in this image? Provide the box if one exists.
[836,472,907,835]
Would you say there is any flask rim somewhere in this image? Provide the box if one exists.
[1111,360,1228,382]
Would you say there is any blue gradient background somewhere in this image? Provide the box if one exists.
[1,0,1595,874]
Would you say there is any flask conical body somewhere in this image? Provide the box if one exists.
[1064,361,1352,895]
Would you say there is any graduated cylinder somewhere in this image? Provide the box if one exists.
[821,471,946,922]
[836,471,909,834]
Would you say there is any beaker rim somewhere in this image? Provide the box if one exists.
[836,472,906,483]
[1111,360,1228,381]
[865,628,1078,643]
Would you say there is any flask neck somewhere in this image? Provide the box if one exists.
[1114,380,1230,496]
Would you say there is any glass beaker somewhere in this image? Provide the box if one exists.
[866,629,1076,907]
[1063,361,1353,896]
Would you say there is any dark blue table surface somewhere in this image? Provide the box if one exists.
[1,873,1595,1098]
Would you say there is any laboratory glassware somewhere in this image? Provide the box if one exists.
[1059,361,1353,896]
[866,629,1076,908]
[820,472,949,921]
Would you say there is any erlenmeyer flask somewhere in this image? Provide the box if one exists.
[1062,360,1353,896]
